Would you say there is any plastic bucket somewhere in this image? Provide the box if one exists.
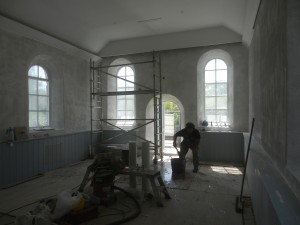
[171,158,186,173]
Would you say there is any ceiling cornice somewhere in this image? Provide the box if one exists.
[0,14,101,61]
[100,26,242,57]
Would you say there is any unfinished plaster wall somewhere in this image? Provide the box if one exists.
[101,43,249,136]
[0,29,92,186]
[249,0,287,178]
[248,0,300,224]
[287,0,300,179]
[0,29,90,141]
[249,0,287,167]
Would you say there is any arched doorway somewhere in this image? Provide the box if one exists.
[145,94,184,159]
[163,101,181,155]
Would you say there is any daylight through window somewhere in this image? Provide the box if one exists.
[116,66,135,126]
[204,59,228,124]
[28,65,50,128]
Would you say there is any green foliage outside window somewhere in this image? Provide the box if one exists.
[164,101,181,131]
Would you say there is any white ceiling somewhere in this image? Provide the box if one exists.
[0,0,259,57]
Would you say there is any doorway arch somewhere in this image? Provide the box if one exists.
[145,94,185,155]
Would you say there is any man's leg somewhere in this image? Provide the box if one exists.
[191,147,199,172]
[179,142,189,159]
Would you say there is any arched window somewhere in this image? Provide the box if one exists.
[28,65,50,128]
[116,66,135,126]
[204,59,228,125]
[197,49,233,128]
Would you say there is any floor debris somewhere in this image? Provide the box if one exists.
[0,157,256,225]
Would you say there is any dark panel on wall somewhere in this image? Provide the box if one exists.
[199,132,244,165]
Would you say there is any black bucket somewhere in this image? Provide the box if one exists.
[171,158,186,173]
[93,169,115,201]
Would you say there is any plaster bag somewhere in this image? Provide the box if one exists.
[50,190,82,220]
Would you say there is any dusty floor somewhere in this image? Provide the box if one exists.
[0,156,255,225]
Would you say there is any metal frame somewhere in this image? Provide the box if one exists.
[90,52,163,164]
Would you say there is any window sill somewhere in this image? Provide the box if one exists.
[32,127,54,131]
[29,128,66,139]
[0,130,92,144]
[198,126,231,132]
[111,121,136,130]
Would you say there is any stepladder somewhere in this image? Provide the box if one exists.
[119,167,171,207]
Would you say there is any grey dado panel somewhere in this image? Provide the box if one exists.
[245,135,300,225]
[199,131,244,165]
[0,132,93,187]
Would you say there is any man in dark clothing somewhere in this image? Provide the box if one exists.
[173,122,201,173]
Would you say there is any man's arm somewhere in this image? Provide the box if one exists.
[173,129,184,148]
[173,134,178,148]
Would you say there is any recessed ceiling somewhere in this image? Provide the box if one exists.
[0,0,258,56]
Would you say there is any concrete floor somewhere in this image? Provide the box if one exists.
[0,157,255,225]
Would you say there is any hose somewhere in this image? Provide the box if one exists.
[105,186,141,225]
[3,181,141,225]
